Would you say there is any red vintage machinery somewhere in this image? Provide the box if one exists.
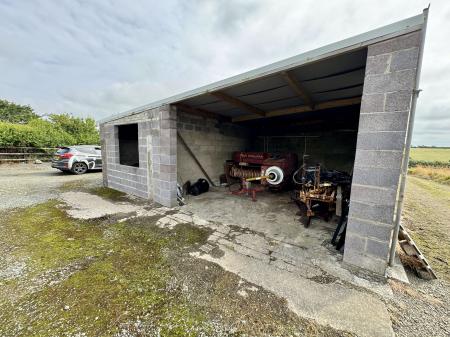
[225,151,298,201]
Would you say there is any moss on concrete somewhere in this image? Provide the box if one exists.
[88,186,129,202]
[0,200,352,336]
[0,201,212,336]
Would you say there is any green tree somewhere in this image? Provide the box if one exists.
[50,113,100,145]
[0,99,39,123]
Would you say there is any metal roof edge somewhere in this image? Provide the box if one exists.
[100,12,425,124]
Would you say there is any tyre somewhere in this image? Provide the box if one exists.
[71,162,88,175]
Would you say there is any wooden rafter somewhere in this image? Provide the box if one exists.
[174,103,230,122]
[232,97,361,122]
[209,91,266,117]
[281,71,314,109]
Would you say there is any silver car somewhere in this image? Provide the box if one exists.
[51,145,102,174]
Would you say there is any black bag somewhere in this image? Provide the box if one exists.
[188,178,209,196]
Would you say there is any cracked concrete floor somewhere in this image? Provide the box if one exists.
[60,189,395,337]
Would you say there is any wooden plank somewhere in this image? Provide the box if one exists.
[0,153,52,156]
[177,131,215,187]
[210,91,266,117]
[0,159,46,162]
[398,225,437,279]
[281,71,314,109]
[232,97,362,122]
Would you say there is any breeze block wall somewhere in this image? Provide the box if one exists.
[177,111,250,185]
[344,31,422,274]
[100,105,177,207]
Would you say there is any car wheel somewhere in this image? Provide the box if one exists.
[71,162,88,175]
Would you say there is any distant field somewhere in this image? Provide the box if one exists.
[409,148,450,185]
[410,148,450,163]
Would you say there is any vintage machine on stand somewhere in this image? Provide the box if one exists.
[225,152,298,201]
[292,157,351,228]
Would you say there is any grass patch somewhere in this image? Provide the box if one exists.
[89,186,128,202]
[410,147,450,163]
[409,166,450,185]
[403,177,450,281]
[0,201,212,336]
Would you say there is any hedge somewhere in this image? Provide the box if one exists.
[0,120,76,148]
[409,159,450,168]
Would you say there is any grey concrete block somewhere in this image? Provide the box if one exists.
[159,146,176,156]
[160,164,176,173]
[366,238,390,260]
[160,154,171,165]
[348,200,395,225]
[363,69,416,94]
[159,172,171,181]
[160,188,177,199]
[366,54,390,75]
[390,47,419,72]
[343,249,387,275]
[354,150,403,169]
[360,93,385,113]
[352,166,400,189]
[152,154,160,164]
[358,112,409,132]
[345,233,366,252]
[161,119,177,129]
[350,184,397,206]
[367,31,421,56]
[347,217,393,241]
[385,91,412,112]
[357,131,406,151]
[152,164,160,174]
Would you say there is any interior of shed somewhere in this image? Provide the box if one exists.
[175,47,367,255]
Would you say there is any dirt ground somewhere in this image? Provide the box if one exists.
[0,164,448,337]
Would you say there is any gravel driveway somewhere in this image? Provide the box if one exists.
[0,163,102,210]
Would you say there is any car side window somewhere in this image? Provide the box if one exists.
[78,148,95,155]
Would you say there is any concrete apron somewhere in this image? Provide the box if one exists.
[61,190,395,337]
[182,189,395,337]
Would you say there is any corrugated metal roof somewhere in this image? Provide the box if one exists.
[100,12,425,124]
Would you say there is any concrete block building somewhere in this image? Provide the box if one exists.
[100,11,428,275]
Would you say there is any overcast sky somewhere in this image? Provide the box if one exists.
[1,0,449,146]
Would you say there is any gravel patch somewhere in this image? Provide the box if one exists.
[0,163,101,210]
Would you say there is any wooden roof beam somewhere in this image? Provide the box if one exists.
[232,97,361,123]
[174,103,230,122]
[281,71,314,109]
[209,91,266,117]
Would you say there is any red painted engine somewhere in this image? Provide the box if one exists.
[229,151,298,189]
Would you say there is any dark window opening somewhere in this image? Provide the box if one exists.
[118,124,139,167]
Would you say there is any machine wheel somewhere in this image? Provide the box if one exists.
[71,162,88,175]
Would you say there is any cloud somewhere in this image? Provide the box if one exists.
[0,0,449,145]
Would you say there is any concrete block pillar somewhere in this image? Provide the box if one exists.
[100,124,119,187]
[151,105,178,207]
[344,31,422,274]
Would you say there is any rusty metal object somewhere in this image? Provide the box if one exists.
[294,164,337,228]
[229,166,261,179]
